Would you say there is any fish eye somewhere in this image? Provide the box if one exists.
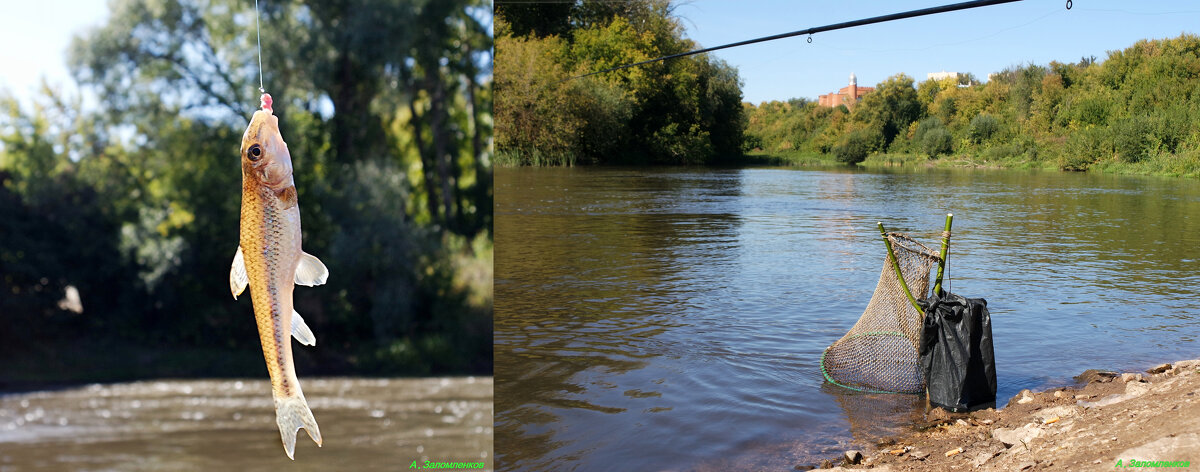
[248,144,263,161]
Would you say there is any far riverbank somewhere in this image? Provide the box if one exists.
[738,149,1200,178]
[499,148,1200,179]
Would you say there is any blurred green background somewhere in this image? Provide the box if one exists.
[0,0,493,388]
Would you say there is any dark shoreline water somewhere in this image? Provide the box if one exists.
[495,166,1200,471]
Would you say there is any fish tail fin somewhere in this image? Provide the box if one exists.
[274,393,322,459]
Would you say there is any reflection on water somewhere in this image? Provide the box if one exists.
[821,383,927,445]
[495,166,1200,471]
[0,377,492,471]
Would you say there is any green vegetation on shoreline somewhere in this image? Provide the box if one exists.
[733,149,1200,178]
[736,147,1200,178]
[497,3,1200,180]
[744,34,1200,178]
[738,149,841,167]
[495,0,745,166]
[1,0,493,386]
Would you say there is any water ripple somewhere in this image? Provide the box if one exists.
[497,166,1200,471]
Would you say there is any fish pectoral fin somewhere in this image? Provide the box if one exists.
[294,252,329,287]
[292,309,316,346]
[230,246,249,299]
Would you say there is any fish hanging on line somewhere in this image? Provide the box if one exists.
[230,92,327,459]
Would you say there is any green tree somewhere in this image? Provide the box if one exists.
[922,128,954,158]
[495,0,744,165]
[495,0,573,38]
[968,113,1000,144]
[834,128,882,164]
[852,74,921,151]
[739,34,1200,174]
[494,31,582,164]
[2,0,494,382]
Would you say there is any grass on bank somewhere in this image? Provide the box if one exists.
[499,146,1200,178]
[495,149,577,167]
[737,149,840,166]
[1089,148,1200,178]
[862,150,1200,177]
[738,149,1052,170]
[859,152,1055,170]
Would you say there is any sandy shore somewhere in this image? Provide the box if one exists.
[816,359,1200,471]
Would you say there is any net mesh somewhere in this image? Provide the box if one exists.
[821,382,926,444]
[821,233,941,394]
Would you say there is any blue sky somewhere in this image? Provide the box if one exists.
[677,0,1200,104]
[0,1,492,108]
[2,1,1196,107]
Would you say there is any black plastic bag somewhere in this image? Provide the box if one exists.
[918,292,996,412]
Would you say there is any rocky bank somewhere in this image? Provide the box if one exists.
[817,359,1200,471]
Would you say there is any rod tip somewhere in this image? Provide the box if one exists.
[947,213,953,217]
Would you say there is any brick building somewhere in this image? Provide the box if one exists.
[818,73,873,110]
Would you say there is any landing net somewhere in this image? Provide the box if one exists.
[821,233,941,393]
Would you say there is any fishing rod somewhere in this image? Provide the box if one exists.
[573,0,1050,80]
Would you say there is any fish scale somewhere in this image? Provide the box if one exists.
[243,184,301,397]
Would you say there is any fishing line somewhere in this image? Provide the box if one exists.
[571,0,1036,80]
[255,0,264,93]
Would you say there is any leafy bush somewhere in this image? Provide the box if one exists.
[910,117,953,157]
[922,127,954,158]
[1013,134,1041,161]
[651,123,712,165]
[834,128,881,164]
[1112,115,1153,163]
[912,117,944,145]
[742,134,764,152]
[968,113,1000,144]
[1154,106,1190,154]
[1060,127,1111,170]
[1062,94,1112,127]
[568,77,633,163]
[494,33,580,163]
[980,143,1016,161]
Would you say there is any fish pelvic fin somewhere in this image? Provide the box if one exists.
[292,309,316,346]
[230,246,248,299]
[275,393,322,459]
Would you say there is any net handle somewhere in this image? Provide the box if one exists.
[878,222,924,316]
[932,213,953,296]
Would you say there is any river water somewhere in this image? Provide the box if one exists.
[0,377,492,471]
[494,166,1200,471]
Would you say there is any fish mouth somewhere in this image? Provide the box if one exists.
[243,110,294,189]
[244,110,277,141]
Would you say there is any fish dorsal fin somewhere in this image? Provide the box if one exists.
[230,246,249,299]
[292,309,316,346]
[295,252,329,287]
